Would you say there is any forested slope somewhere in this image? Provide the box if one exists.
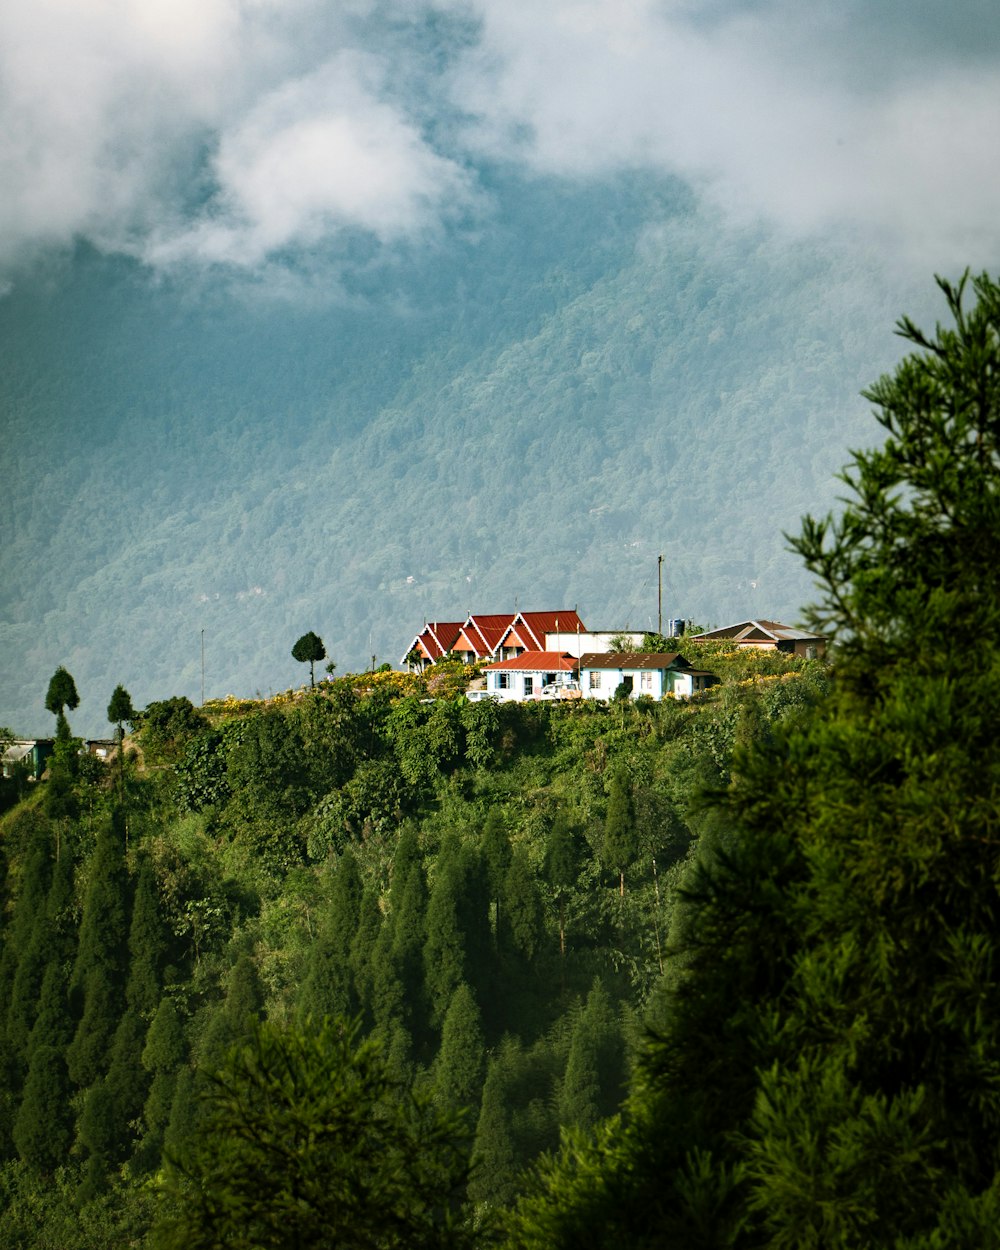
[0,644,826,1246]
[0,169,925,736]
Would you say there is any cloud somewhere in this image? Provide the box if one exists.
[446,0,1000,268]
[1,0,998,279]
[0,0,470,276]
[146,53,473,268]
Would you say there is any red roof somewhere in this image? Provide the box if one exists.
[499,610,587,651]
[409,621,463,660]
[484,651,579,672]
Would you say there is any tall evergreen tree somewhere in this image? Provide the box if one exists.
[297,849,363,1025]
[12,1046,73,1175]
[469,1050,518,1207]
[137,997,187,1172]
[432,983,485,1115]
[424,835,469,1029]
[66,817,129,1088]
[509,275,1000,1248]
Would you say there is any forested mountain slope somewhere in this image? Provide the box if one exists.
[0,644,825,1244]
[0,171,925,736]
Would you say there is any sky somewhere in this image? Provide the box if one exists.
[2,0,1000,290]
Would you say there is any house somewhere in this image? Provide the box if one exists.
[688,620,826,658]
[579,653,716,700]
[494,611,587,660]
[401,621,465,670]
[402,609,587,669]
[481,652,580,701]
[1,739,54,781]
[543,629,643,657]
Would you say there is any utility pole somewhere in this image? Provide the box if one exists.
[657,554,663,636]
[201,629,205,706]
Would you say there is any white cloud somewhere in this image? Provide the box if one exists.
[447,0,1000,269]
[1,0,998,278]
[0,0,469,275]
[147,54,473,267]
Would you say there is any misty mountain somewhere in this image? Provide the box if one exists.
[1,171,925,736]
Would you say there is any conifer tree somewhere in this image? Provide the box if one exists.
[601,770,634,898]
[67,817,129,1088]
[45,665,79,737]
[12,1045,73,1175]
[469,1051,518,1207]
[501,846,544,962]
[509,275,1000,1248]
[432,983,485,1114]
[127,856,169,1017]
[197,955,265,1079]
[480,807,512,941]
[423,835,469,1029]
[297,849,362,1025]
[543,812,584,971]
[137,997,187,1172]
[557,980,624,1132]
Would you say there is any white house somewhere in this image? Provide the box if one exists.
[578,652,716,700]
[481,652,579,702]
[543,630,644,658]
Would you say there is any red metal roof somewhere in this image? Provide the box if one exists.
[484,651,579,672]
[409,621,463,659]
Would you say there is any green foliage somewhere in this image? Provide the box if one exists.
[152,1018,482,1250]
[139,697,209,761]
[508,275,1000,1246]
[291,631,327,688]
[106,684,135,737]
[44,666,79,719]
[12,1046,73,1175]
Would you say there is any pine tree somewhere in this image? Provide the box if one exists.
[297,849,362,1024]
[12,1045,73,1175]
[508,275,1000,1247]
[432,983,485,1114]
[66,818,129,1088]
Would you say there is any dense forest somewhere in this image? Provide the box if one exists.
[0,631,826,1245]
[3,270,1000,1247]
[0,169,924,737]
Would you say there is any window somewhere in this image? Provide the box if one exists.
[589,671,601,690]
[640,671,653,691]
[497,673,510,689]
[523,676,534,697]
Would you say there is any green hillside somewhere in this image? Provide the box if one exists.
[0,172,928,736]
[0,643,824,1245]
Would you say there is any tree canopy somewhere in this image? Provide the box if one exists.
[292,632,327,688]
[509,271,1000,1247]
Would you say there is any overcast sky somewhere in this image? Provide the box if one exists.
[2,0,999,285]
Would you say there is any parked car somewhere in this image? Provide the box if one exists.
[535,681,582,700]
[465,689,500,702]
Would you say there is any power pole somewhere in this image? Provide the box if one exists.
[657,554,663,636]
[201,629,205,706]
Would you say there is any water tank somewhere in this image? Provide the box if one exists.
[669,618,686,637]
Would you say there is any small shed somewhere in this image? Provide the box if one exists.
[1,739,54,781]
